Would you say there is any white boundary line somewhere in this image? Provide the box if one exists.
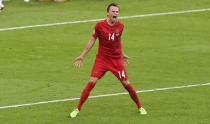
[0,82,210,109]
[0,8,210,32]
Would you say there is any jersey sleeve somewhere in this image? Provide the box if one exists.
[121,23,124,35]
[92,22,100,38]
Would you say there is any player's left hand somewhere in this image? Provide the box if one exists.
[122,55,130,66]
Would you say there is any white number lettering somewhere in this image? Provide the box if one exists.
[108,33,115,41]
[118,70,125,79]
[118,71,121,79]
[122,70,125,78]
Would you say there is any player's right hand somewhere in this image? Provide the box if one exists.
[75,56,84,68]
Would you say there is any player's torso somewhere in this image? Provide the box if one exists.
[98,20,123,46]
[96,20,124,58]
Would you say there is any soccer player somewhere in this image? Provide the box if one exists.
[70,3,147,118]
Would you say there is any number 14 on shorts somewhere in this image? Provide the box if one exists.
[118,70,125,79]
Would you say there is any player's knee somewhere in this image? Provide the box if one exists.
[121,80,130,86]
[90,77,99,83]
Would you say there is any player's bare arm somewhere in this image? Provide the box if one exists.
[75,37,96,68]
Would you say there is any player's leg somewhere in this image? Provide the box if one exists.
[76,77,98,111]
[70,56,107,118]
[110,67,143,110]
[70,77,99,118]
[75,57,107,111]
[109,58,147,114]
[120,80,147,114]
[120,80,142,109]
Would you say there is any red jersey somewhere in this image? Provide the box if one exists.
[92,19,124,58]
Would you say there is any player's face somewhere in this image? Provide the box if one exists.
[107,6,119,23]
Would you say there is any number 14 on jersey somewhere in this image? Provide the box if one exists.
[109,33,115,41]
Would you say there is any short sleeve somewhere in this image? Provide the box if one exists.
[92,23,100,38]
[121,23,124,34]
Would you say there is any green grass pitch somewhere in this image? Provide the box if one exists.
[0,0,210,124]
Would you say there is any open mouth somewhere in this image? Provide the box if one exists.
[113,16,117,18]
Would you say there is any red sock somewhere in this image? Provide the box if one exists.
[124,83,142,109]
[77,82,95,111]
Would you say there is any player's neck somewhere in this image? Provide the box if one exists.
[107,19,117,26]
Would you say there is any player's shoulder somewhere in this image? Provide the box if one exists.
[94,20,106,28]
[117,20,124,28]
[117,20,124,25]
